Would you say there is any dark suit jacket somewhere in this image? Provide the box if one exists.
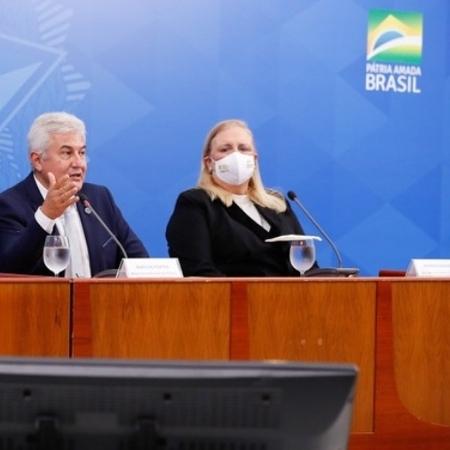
[0,173,148,276]
[166,188,311,276]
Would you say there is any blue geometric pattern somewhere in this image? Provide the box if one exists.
[0,0,449,275]
[0,34,64,133]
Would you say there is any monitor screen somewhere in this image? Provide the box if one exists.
[0,358,357,450]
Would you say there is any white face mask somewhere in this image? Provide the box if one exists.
[212,151,256,186]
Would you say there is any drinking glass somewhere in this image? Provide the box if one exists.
[43,235,70,277]
[289,238,316,276]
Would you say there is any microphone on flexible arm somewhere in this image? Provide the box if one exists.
[287,191,359,277]
[78,193,128,277]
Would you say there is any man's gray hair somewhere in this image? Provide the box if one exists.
[27,112,86,155]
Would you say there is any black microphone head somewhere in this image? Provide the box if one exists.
[78,192,91,214]
[78,192,89,205]
[287,190,297,201]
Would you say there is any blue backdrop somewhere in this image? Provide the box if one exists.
[0,0,449,275]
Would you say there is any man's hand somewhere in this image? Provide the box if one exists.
[40,172,79,219]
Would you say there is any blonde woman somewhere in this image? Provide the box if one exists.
[166,119,312,276]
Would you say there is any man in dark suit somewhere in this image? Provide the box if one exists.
[0,112,148,276]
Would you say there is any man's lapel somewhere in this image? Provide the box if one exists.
[23,173,45,211]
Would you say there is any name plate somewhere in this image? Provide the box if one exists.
[406,259,450,277]
[116,258,183,278]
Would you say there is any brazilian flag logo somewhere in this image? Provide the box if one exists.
[367,10,423,65]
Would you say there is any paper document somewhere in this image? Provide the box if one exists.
[265,234,322,243]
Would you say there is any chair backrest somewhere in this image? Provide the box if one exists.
[378,269,406,277]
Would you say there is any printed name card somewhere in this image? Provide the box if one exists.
[116,258,183,278]
[406,259,450,277]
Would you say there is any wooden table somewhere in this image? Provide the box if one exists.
[2,276,450,449]
[71,277,450,449]
[0,277,70,356]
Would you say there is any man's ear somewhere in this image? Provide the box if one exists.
[30,152,42,172]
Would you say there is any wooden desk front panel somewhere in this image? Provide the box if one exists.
[245,280,376,433]
[3,277,449,450]
[0,279,69,356]
[73,280,230,359]
[391,280,450,426]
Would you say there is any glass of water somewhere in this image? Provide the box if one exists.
[43,235,70,277]
[289,238,316,276]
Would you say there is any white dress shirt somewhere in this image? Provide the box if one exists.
[33,175,91,277]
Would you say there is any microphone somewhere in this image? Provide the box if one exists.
[287,190,343,267]
[78,193,128,261]
[287,191,358,277]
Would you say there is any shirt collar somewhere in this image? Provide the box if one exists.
[33,174,48,199]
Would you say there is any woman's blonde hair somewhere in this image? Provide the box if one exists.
[197,119,287,213]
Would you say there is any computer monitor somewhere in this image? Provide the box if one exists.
[0,358,357,450]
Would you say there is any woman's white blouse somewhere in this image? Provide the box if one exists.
[232,194,271,232]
